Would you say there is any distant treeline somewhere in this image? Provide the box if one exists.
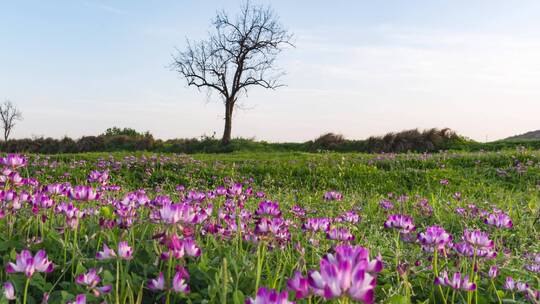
[1,127,539,154]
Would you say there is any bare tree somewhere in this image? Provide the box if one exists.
[0,100,23,141]
[172,1,293,144]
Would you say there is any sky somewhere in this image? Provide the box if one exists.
[1,0,540,142]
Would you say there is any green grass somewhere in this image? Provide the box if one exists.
[2,150,539,303]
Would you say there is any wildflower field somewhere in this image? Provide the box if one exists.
[0,150,539,304]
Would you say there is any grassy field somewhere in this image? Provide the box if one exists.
[0,150,539,303]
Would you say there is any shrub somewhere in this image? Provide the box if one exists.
[0,128,538,154]
[77,136,106,152]
[309,133,345,151]
[102,127,150,137]
[366,128,462,153]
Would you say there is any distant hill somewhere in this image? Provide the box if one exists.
[504,130,540,141]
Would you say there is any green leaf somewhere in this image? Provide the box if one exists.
[233,290,245,304]
[388,295,411,304]
[75,263,87,275]
[102,269,115,283]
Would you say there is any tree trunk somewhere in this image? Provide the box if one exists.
[222,101,233,145]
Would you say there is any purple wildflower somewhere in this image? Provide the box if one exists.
[504,277,515,290]
[256,201,281,217]
[286,271,309,299]
[384,214,416,234]
[339,211,360,224]
[434,272,476,291]
[75,268,101,288]
[118,241,133,260]
[68,294,86,304]
[3,282,15,300]
[323,191,343,201]
[148,272,165,291]
[463,229,494,250]
[1,154,27,168]
[96,244,117,260]
[379,199,394,210]
[488,266,499,279]
[417,225,452,252]
[246,287,293,304]
[326,227,355,241]
[183,238,201,257]
[69,186,99,201]
[302,218,331,232]
[307,245,382,302]
[484,213,513,229]
[172,271,190,294]
[6,249,54,277]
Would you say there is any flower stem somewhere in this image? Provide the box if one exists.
[255,242,266,292]
[491,279,502,304]
[116,259,120,304]
[221,258,228,304]
[166,251,174,304]
[394,230,401,287]
[71,227,78,277]
[23,277,30,304]
[63,229,68,267]
[467,249,477,304]
[433,250,447,303]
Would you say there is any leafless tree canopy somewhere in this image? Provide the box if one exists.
[0,100,23,141]
[172,1,293,144]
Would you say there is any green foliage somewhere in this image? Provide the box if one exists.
[308,132,345,151]
[103,127,151,138]
[2,150,540,303]
[1,128,540,154]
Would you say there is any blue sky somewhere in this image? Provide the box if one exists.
[1,1,539,141]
